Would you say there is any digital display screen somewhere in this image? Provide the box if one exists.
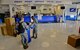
[61,6,65,9]
[31,6,36,9]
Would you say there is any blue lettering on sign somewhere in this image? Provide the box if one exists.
[47,1,54,3]
[56,1,62,3]
[14,1,22,3]
[35,1,44,2]
[25,1,32,2]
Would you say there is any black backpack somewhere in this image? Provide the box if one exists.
[18,22,25,33]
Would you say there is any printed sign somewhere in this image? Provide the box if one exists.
[70,8,76,12]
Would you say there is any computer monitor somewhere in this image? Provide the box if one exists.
[61,6,65,9]
[31,6,36,9]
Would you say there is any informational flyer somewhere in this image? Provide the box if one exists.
[38,14,42,20]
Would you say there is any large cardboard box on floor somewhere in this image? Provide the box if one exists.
[1,24,15,36]
[4,17,16,36]
[67,34,80,47]
[6,25,15,36]
[0,24,7,36]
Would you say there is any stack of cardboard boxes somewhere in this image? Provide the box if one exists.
[0,24,7,35]
[5,17,15,36]
[1,17,15,36]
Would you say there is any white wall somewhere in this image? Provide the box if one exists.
[0,5,9,13]
[23,4,53,15]
[65,4,77,16]
[1,0,13,4]
[0,0,1,3]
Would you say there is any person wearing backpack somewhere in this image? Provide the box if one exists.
[18,16,29,49]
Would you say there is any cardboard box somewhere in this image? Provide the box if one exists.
[0,23,16,36]
[4,17,16,36]
[5,17,15,26]
[67,34,80,47]
[6,25,15,36]
[1,25,7,36]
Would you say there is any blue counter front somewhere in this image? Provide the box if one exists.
[24,15,31,23]
[15,15,57,23]
[34,15,57,23]
[65,15,77,21]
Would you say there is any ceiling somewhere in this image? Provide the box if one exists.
[0,0,80,4]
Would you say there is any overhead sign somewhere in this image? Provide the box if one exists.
[35,1,44,2]
[2,0,63,4]
[14,0,23,3]
[56,1,62,3]
[25,1,32,2]
[72,2,80,4]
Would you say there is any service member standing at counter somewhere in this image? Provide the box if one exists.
[31,14,38,39]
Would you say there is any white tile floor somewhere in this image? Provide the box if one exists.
[0,21,80,50]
